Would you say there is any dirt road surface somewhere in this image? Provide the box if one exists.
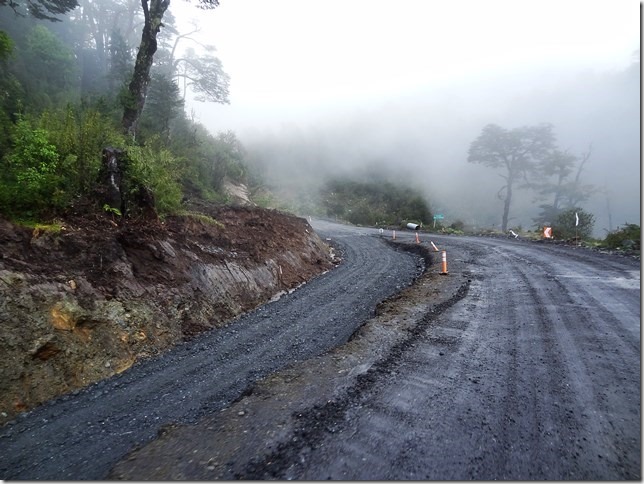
[279,228,640,480]
[0,220,422,479]
[111,222,640,480]
[2,221,640,480]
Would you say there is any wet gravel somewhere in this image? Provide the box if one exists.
[0,220,424,480]
[111,226,640,480]
[240,232,641,480]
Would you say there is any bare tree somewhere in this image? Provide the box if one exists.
[161,21,230,103]
[467,123,555,232]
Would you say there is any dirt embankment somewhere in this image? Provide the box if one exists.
[0,205,334,425]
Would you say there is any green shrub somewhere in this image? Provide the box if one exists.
[16,220,65,234]
[321,178,431,226]
[0,117,63,216]
[552,207,594,240]
[440,227,464,235]
[604,223,640,250]
[174,210,224,228]
[126,139,183,216]
[450,220,465,231]
[39,106,125,194]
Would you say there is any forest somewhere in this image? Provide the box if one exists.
[0,0,244,221]
[0,0,436,233]
[0,0,638,249]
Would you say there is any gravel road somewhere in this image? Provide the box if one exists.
[277,232,641,479]
[1,222,640,480]
[111,223,640,480]
[0,220,423,480]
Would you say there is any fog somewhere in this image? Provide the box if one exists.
[172,0,640,236]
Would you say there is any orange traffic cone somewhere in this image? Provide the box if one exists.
[440,250,448,275]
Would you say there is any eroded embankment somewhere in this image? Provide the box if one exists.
[0,206,333,425]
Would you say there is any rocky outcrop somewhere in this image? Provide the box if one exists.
[0,206,334,425]
[223,178,253,206]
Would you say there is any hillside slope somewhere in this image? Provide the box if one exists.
[0,205,333,425]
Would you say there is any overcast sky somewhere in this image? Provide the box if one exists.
[171,0,639,133]
[169,0,639,234]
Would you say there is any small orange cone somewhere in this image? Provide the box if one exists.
[440,250,448,275]
[415,232,420,244]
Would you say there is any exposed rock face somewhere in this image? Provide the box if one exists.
[0,206,333,425]
[223,179,253,206]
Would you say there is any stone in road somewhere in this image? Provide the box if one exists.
[111,224,640,480]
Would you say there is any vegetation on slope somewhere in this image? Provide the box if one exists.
[0,2,245,221]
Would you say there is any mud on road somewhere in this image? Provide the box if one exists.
[111,226,640,480]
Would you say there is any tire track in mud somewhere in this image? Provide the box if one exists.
[232,234,639,480]
[430,239,638,480]
[517,257,640,478]
[436,238,639,479]
[492,261,602,479]
[501,252,640,479]
[237,280,471,479]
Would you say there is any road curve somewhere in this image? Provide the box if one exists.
[255,230,640,480]
[0,221,422,480]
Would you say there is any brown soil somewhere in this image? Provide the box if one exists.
[0,203,334,425]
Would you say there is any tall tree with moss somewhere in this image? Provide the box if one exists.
[467,123,555,232]
[121,0,220,138]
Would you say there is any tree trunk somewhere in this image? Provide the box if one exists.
[501,181,513,232]
[99,147,126,212]
[121,0,170,138]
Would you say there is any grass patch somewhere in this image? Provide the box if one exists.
[15,219,65,234]
[174,210,225,228]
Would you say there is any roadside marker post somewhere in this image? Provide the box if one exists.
[440,250,449,275]
[415,232,420,244]
[430,241,440,252]
[392,230,396,240]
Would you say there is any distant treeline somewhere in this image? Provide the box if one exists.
[321,178,432,227]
